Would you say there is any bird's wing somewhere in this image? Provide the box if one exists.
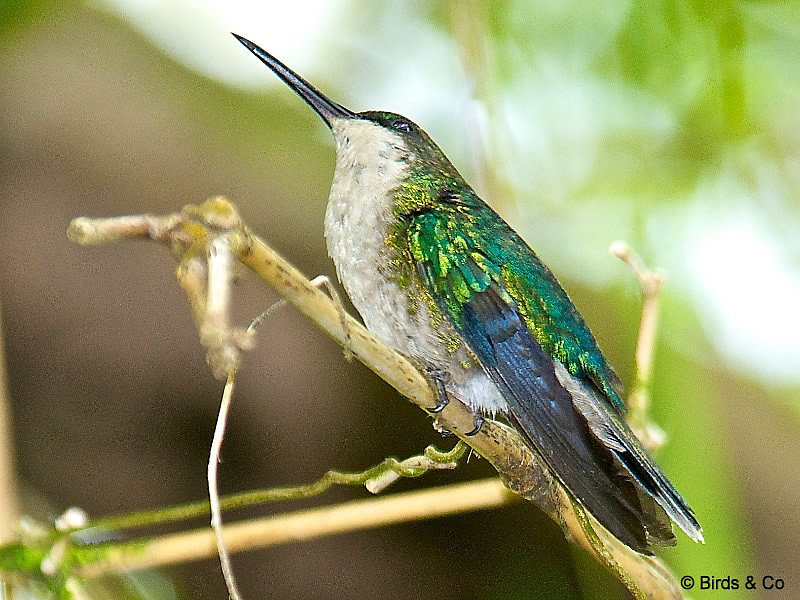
[406,204,701,552]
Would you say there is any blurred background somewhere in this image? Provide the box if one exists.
[1,0,799,598]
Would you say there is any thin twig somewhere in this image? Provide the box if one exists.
[0,443,469,595]
[209,370,243,600]
[56,441,463,538]
[204,225,255,600]
[609,241,666,450]
[75,479,519,579]
[208,275,347,600]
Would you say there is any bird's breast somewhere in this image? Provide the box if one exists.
[324,132,441,363]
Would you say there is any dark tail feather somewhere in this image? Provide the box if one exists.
[461,288,679,553]
[560,359,703,545]
[607,420,703,543]
[505,410,659,553]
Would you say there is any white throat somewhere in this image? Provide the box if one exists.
[323,118,407,314]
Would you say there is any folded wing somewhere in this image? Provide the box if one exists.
[407,202,702,552]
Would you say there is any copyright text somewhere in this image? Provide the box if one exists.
[680,575,786,591]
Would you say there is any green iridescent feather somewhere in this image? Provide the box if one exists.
[388,159,625,412]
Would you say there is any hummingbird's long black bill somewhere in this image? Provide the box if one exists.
[232,33,357,127]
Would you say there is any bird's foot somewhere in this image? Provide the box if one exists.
[465,412,484,436]
[425,368,450,413]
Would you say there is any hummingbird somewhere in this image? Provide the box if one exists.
[233,34,703,554]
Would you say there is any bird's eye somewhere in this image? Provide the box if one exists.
[390,118,412,133]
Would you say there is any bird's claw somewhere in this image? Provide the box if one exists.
[465,412,484,436]
[426,368,449,413]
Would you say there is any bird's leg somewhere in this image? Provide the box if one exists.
[465,411,484,437]
[425,368,485,437]
[425,368,455,437]
[425,368,450,413]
